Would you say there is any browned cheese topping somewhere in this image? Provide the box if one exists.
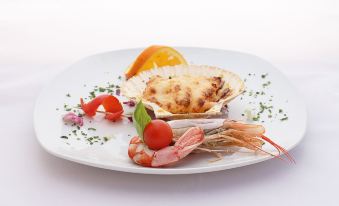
[143,75,231,114]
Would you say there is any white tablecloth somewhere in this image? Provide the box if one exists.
[1,1,339,205]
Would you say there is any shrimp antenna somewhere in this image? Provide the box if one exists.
[260,135,296,164]
[222,135,286,162]
[242,139,287,162]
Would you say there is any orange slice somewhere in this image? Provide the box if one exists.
[125,45,187,79]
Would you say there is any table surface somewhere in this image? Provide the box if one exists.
[1,1,338,205]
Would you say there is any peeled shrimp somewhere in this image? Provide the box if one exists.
[128,127,204,167]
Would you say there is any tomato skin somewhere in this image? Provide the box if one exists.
[80,94,123,121]
[143,120,173,150]
[80,94,110,117]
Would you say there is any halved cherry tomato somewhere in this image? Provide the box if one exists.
[143,120,173,150]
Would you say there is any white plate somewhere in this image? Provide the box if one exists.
[34,47,307,175]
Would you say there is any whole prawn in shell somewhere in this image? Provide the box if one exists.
[128,119,294,167]
[169,119,295,163]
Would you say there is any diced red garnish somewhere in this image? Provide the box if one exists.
[127,116,133,122]
[115,89,121,96]
[123,100,136,107]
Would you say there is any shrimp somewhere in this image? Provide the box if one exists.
[128,127,204,167]
[168,119,295,163]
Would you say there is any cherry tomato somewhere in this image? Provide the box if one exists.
[143,120,173,150]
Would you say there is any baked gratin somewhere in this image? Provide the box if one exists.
[121,65,245,119]
[143,75,231,114]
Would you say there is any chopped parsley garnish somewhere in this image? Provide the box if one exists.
[280,117,288,121]
[86,136,101,145]
[63,104,72,111]
[261,73,268,79]
[259,102,273,113]
[252,116,260,121]
[89,91,96,99]
[262,81,271,88]
[240,72,288,122]
[60,136,68,139]
[88,128,96,131]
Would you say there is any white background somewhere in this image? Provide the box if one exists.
[1,0,339,205]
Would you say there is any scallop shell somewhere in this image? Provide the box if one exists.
[121,65,245,119]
